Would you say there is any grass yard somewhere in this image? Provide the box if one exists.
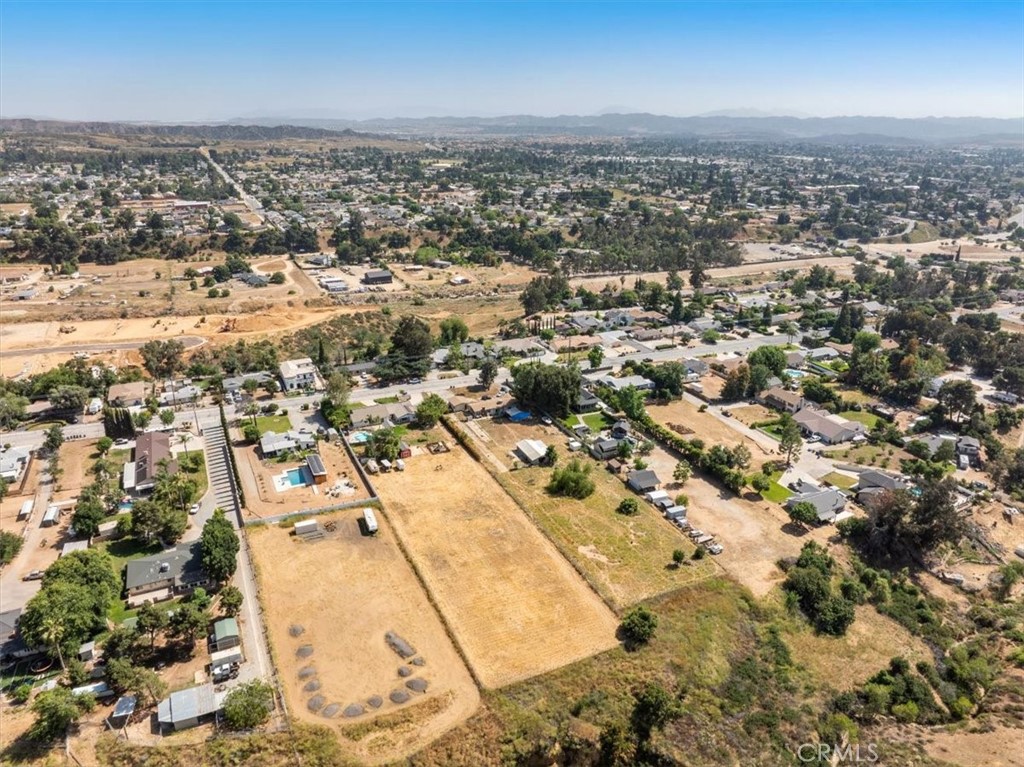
[374,395,400,404]
[254,414,291,434]
[824,442,914,470]
[99,537,163,576]
[758,421,783,440]
[563,410,615,433]
[761,480,792,504]
[178,451,208,501]
[497,462,717,610]
[822,471,857,489]
[840,410,881,428]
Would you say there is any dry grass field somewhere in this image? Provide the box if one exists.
[647,398,776,471]
[476,418,718,609]
[247,509,479,765]
[372,439,620,688]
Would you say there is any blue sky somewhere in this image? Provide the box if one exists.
[2,1,1021,121]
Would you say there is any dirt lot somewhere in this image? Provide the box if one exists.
[475,418,718,609]
[398,262,537,292]
[640,441,833,598]
[372,437,619,688]
[248,510,478,764]
[233,438,369,521]
[729,404,777,427]
[647,398,775,472]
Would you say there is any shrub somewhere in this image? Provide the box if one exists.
[547,459,595,499]
[616,498,639,516]
[223,680,274,730]
[620,606,658,647]
[891,701,919,722]
[12,683,32,704]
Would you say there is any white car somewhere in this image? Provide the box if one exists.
[189,503,201,515]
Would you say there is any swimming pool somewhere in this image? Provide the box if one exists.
[349,431,372,444]
[784,369,807,379]
[285,468,309,487]
[117,501,133,513]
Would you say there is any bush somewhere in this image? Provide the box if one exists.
[547,459,595,499]
[616,498,639,516]
[891,701,919,722]
[620,606,658,647]
[12,684,32,704]
[223,680,274,730]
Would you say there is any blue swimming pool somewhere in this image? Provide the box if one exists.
[286,468,309,487]
[349,431,372,444]
[784,369,807,379]
[117,501,133,513]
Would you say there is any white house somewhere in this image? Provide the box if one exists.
[279,358,317,391]
[0,446,30,483]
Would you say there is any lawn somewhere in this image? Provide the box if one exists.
[254,414,292,434]
[824,443,913,470]
[496,461,716,610]
[758,421,783,441]
[98,537,164,576]
[822,471,857,490]
[758,469,792,503]
[840,410,880,428]
[373,395,400,405]
[178,451,208,501]
[563,410,615,433]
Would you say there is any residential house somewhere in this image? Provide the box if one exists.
[515,439,548,465]
[792,407,866,444]
[107,381,148,408]
[349,402,416,429]
[575,389,601,413]
[855,470,912,506]
[760,387,807,414]
[611,420,630,439]
[0,608,36,661]
[125,541,208,606]
[0,446,30,483]
[123,431,178,493]
[493,337,543,357]
[626,469,661,494]
[590,438,621,460]
[237,273,269,288]
[598,375,655,392]
[259,430,316,457]
[222,372,272,395]
[786,486,847,523]
[279,358,317,392]
[158,384,200,407]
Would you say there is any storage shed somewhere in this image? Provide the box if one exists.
[362,508,378,535]
[157,684,223,732]
[211,618,240,652]
[294,519,319,537]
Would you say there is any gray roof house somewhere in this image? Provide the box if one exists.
[260,430,316,457]
[125,541,208,607]
[349,402,416,429]
[0,446,31,483]
[598,375,655,392]
[626,469,661,494]
[956,436,981,456]
[515,439,548,465]
[590,438,621,460]
[123,431,178,493]
[786,488,847,523]
[792,407,866,444]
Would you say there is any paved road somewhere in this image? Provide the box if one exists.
[201,148,271,229]
[4,336,206,358]
[0,462,55,614]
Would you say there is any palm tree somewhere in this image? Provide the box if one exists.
[178,432,192,458]
[40,616,67,672]
[244,403,259,428]
[781,321,798,345]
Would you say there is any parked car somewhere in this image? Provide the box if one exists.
[189,503,200,515]
[541,415,553,425]
[22,570,43,581]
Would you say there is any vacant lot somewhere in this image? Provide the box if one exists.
[372,439,619,688]
[248,510,478,764]
[479,418,716,609]
[647,398,776,472]
[729,404,777,427]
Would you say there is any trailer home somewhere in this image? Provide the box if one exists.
[362,508,378,535]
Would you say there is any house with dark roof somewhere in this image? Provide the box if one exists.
[124,541,208,606]
[123,431,178,493]
[626,469,661,494]
[590,438,621,460]
[0,608,36,661]
[759,387,807,414]
[575,389,601,413]
[792,407,866,444]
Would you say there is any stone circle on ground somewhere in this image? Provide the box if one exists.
[389,689,411,704]
[405,678,429,693]
[321,703,340,718]
[343,703,366,717]
[307,695,326,712]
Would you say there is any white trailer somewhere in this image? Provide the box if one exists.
[664,505,687,520]
[644,490,669,503]
[18,499,33,520]
[362,508,378,535]
[41,504,60,527]
[294,519,319,537]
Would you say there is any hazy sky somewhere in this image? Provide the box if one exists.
[2,1,1022,121]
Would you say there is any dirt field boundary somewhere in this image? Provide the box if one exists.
[252,496,379,527]
[441,416,626,618]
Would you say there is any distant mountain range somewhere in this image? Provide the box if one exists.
[225,113,1023,144]
[0,119,354,141]
[2,114,1021,145]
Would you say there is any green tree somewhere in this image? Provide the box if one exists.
[71,487,107,538]
[415,394,448,428]
[778,413,803,465]
[478,357,499,389]
[29,687,95,741]
[588,346,604,370]
[616,385,647,421]
[159,409,176,426]
[105,658,167,707]
[438,316,470,345]
[788,500,819,528]
[136,601,169,647]
[139,339,185,379]
[0,393,28,429]
[747,345,787,377]
[510,361,582,418]
[0,529,24,565]
[547,459,595,499]
[750,473,771,495]
[96,436,113,456]
[269,271,286,284]
[44,424,64,453]
[170,602,208,650]
[223,680,274,729]
[200,508,240,584]
[672,549,686,566]
[937,379,976,424]
[672,460,691,485]
[21,584,102,669]
[367,426,402,461]
[324,372,351,408]
[620,605,658,647]
[631,682,682,741]
[48,384,90,412]
[219,585,244,617]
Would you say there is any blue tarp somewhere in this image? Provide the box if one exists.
[505,406,530,422]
